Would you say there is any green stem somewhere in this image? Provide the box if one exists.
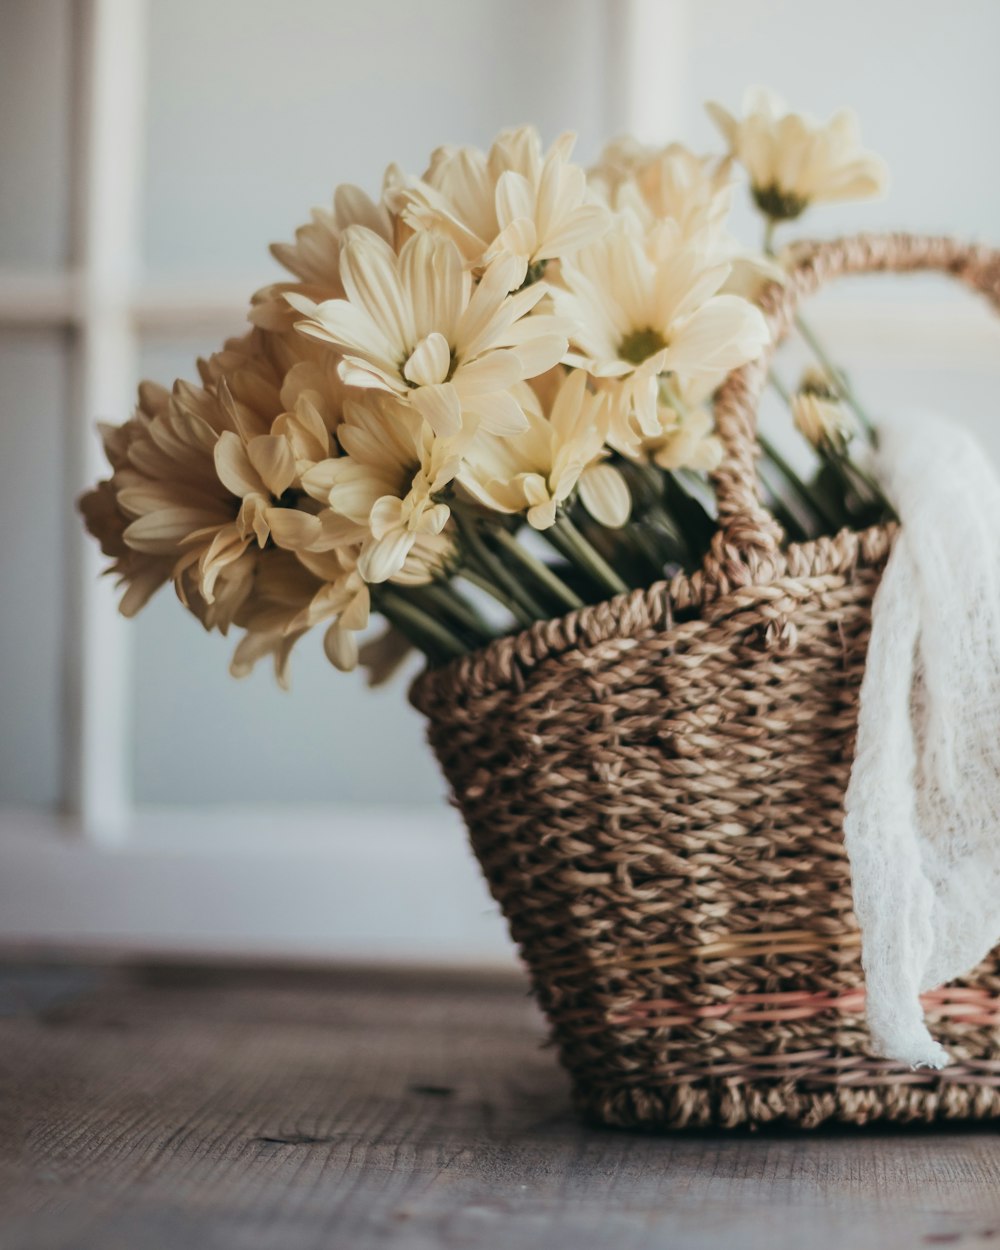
[375,587,467,662]
[548,514,630,596]
[845,459,891,508]
[411,581,495,644]
[459,565,534,628]
[758,429,843,532]
[452,508,548,623]
[629,522,673,576]
[820,447,891,518]
[666,472,719,545]
[491,527,584,612]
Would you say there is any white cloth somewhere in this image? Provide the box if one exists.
[844,410,1000,1068]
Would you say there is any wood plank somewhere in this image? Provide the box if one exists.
[2,959,1000,1249]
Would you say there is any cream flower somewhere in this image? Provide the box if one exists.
[78,382,182,618]
[301,391,465,584]
[460,369,629,530]
[194,335,347,601]
[393,126,610,284]
[288,227,568,439]
[792,391,856,451]
[589,139,734,248]
[553,223,769,435]
[81,364,256,633]
[706,87,888,221]
[589,138,784,308]
[205,339,346,575]
[641,402,723,473]
[229,547,369,686]
[80,329,349,635]
[251,182,395,331]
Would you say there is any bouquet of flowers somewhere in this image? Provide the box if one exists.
[80,88,891,684]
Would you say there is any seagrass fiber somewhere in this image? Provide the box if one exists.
[411,234,1000,1130]
[412,543,1000,1129]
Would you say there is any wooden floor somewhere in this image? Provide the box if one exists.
[2,960,1000,1250]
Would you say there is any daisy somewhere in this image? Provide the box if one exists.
[638,401,723,473]
[251,180,395,331]
[393,125,610,284]
[288,226,568,438]
[460,369,630,530]
[589,139,734,248]
[228,548,368,686]
[792,369,856,450]
[81,329,348,635]
[301,391,467,584]
[85,363,255,633]
[552,222,769,436]
[78,381,182,618]
[706,87,888,222]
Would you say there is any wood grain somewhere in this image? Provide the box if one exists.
[2,958,1000,1249]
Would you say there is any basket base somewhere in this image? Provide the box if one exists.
[575,1075,1000,1131]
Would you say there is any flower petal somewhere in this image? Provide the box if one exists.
[264,508,324,550]
[324,623,359,672]
[578,462,631,528]
[339,226,414,352]
[359,529,415,583]
[410,383,463,437]
[403,332,452,387]
[452,349,523,395]
[297,298,399,373]
[215,430,266,499]
[247,435,296,499]
[463,389,529,436]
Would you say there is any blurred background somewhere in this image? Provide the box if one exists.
[2,0,999,964]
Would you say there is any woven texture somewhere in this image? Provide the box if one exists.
[411,234,1000,1130]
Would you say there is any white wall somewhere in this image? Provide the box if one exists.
[2,0,1000,961]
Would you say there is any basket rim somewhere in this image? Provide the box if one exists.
[410,520,896,710]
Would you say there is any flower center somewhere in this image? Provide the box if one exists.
[752,183,808,222]
[519,258,549,290]
[619,327,667,366]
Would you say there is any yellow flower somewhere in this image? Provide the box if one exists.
[460,368,629,530]
[81,360,254,632]
[80,329,348,635]
[589,139,733,248]
[792,390,856,451]
[228,547,369,686]
[301,391,463,584]
[393,126,610,283]
[288,227,568,440]
[553,222,768,435]
[78,382,179,618]
[589,137,784,309]
[251,182,395,332]
[706,87,888,221]
[644,402,723,473]
[194,334,347,601]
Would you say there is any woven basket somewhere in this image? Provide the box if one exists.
[411,234,1000,1130]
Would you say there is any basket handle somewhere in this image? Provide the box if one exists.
[702,233,1000,592]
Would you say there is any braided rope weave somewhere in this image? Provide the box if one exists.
[411,235,1000,1129]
